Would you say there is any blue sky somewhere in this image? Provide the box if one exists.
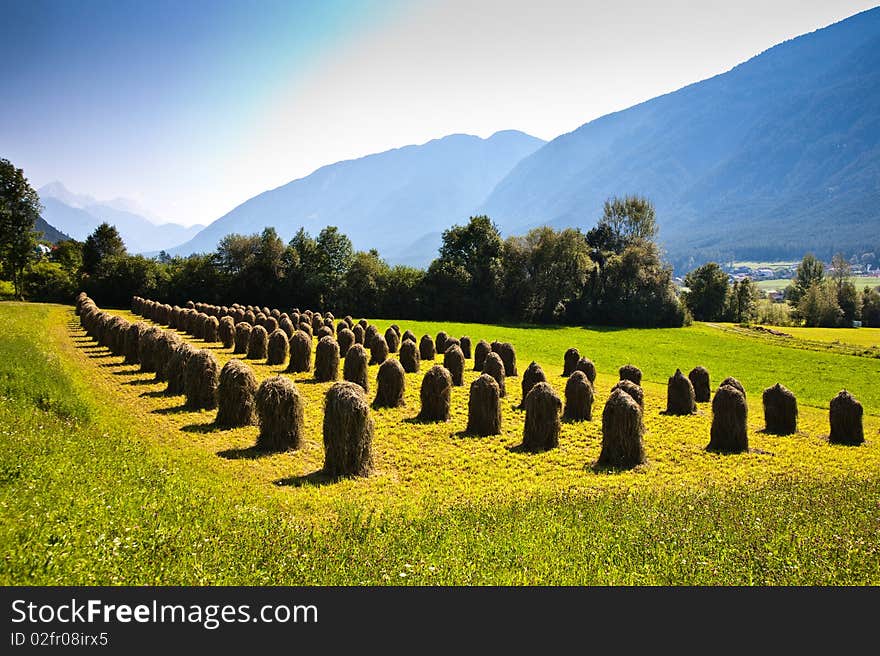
[1,0,877,226]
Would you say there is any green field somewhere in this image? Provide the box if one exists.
[755,276,880,292]
[1,302,879,585]
[764,325,880,349]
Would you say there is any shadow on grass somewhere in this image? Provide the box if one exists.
[217,445,275,460]
[140,389,173,399]
[403,415,447,425]
[124,378,158,387]
[506,442,545,455]
[181,421,228,434]
[274,469,339,488]
[151,404,194,415]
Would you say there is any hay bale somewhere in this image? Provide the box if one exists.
[419,334,436,360]
[720,376,745,397]
[708,384,749,453]
[244,310,256,325]
[688,366,711,402]
[435,331,449,354]
[266,328,289,366]
[459,336,472,359]
[829,390,864,445]
[315,336,340,382]
[255,375,304,451]
[482,351,506,397]
[270,308,281,319]
[124,321,148,365]
[521,382,562,452]
[574,357,595,384]
[389,323,400,336]
[277,317,294,338]
[357,318,368,329]
[401,329,417,344]
[184,349,220,410]
[323,382,374,478]
[311,314,324,334]
[466,374,502,436]
[443,345,465,386]
[444,337,461,352]
[299,321,313,339]
[343,343,369,393]
[247,325,269,360]
[562,347,581,377]
[165,343,196,395]
[618,364,642,386]
[218,316,236,348]
[611,379,644,409]
[598,389,646,468]
[337,320,348,336]
[365,325,380,348]
[286,330,312,373]
[337,328,355,357]
[352,324,365,345]
[399,339,420,373]
[369,334,389,365]
[374,358,406,408]
[385,327,400,354]
[493,342,518,377]
[216,359,258,427]
[762,383,798,435]
[316,325,333,341]
[264,316,279,334]
[474,339,491,371]
[419,365,452,421]
[343,315,354,329]
[204,316,220,343]
[234,322,252,354]
[154,331,182,381]
[519,361,547,410]
[563,370,594,421]
[138,326,164,372]
[666,368,697,415]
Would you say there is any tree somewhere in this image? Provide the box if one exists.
[0,159,42,299]
[796,281,842,327]
[788,253,824,304]
[861,286,880,327]
[683,263,729,321]
[82,223,126,276]
[598,195,657,248]
[726,278,758,323]
[341,249,389,317]
[830,253,859,324]
[314,226,353,307]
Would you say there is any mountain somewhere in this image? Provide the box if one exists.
[480,8,880,270]
[38,183,204,254]
[35,216,69,244]
[170,130,546,262]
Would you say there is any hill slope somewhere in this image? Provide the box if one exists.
[481,8,880,270]
[34,216,69,244]
[170,130,545,263]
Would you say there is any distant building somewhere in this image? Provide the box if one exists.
[35,243,51,257]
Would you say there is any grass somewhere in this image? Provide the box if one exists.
[763,326,880,349]
[1,301,879,584]
[755,276,880,292]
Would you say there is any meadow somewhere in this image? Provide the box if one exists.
[754,276,879,292]
[1,301,878,585]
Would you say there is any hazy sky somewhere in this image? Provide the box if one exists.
[2,0,877,226]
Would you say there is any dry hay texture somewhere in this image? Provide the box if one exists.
[374,358,406,408]
[521,381,562,452]
[459,336,472,359]
[165,343,196,396]
[247,325,269,360]
[287,330,312,373]
[277,317,295,338]
[323,381,374,478]
[343,343,370,393]
[519,361,547,410]
[234,322,252,354]
[337,328,355,358]
[314,336,341,382]
[389,323,400,335]
[385,327,400,354]
[444,337,461,353]
[829,390,864,445]
[466,374,502,436]
[184,348,220,410]
[419,334,436,361]
[264,316,279,334]
[311,314,324,334]
[598,388,646,469]
[365,325,380,349]
[562,347,581,377]
[474,339,491,371]
[138,326,164,373]
[574,356,596,384]
[435,331,449,354]
[215,359,258,428]
[369,334,389,366]
[708,384,749,453]
[611,379,644,409]
[689,366,711,403]
[720,376,745,397]
[443,345,465,386]
[419,365,452,422]
[255,375,304,451]
[153,331,182,382]
[124,320,148,364]
[666,368,697,415]
[204,316,220,343]
[218,316,236,348]
[316,326,334,341]
[398,339,421,373]
[482,351,506,397]
[357,318,368,329]
[492,342,518,377]
[265,329,289,366]
[352,324,365,345]
[563,370,594,421]
[762,383,798,435]
[299,322,313,339]
[618,364,642,386]
[401,329,417,344]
